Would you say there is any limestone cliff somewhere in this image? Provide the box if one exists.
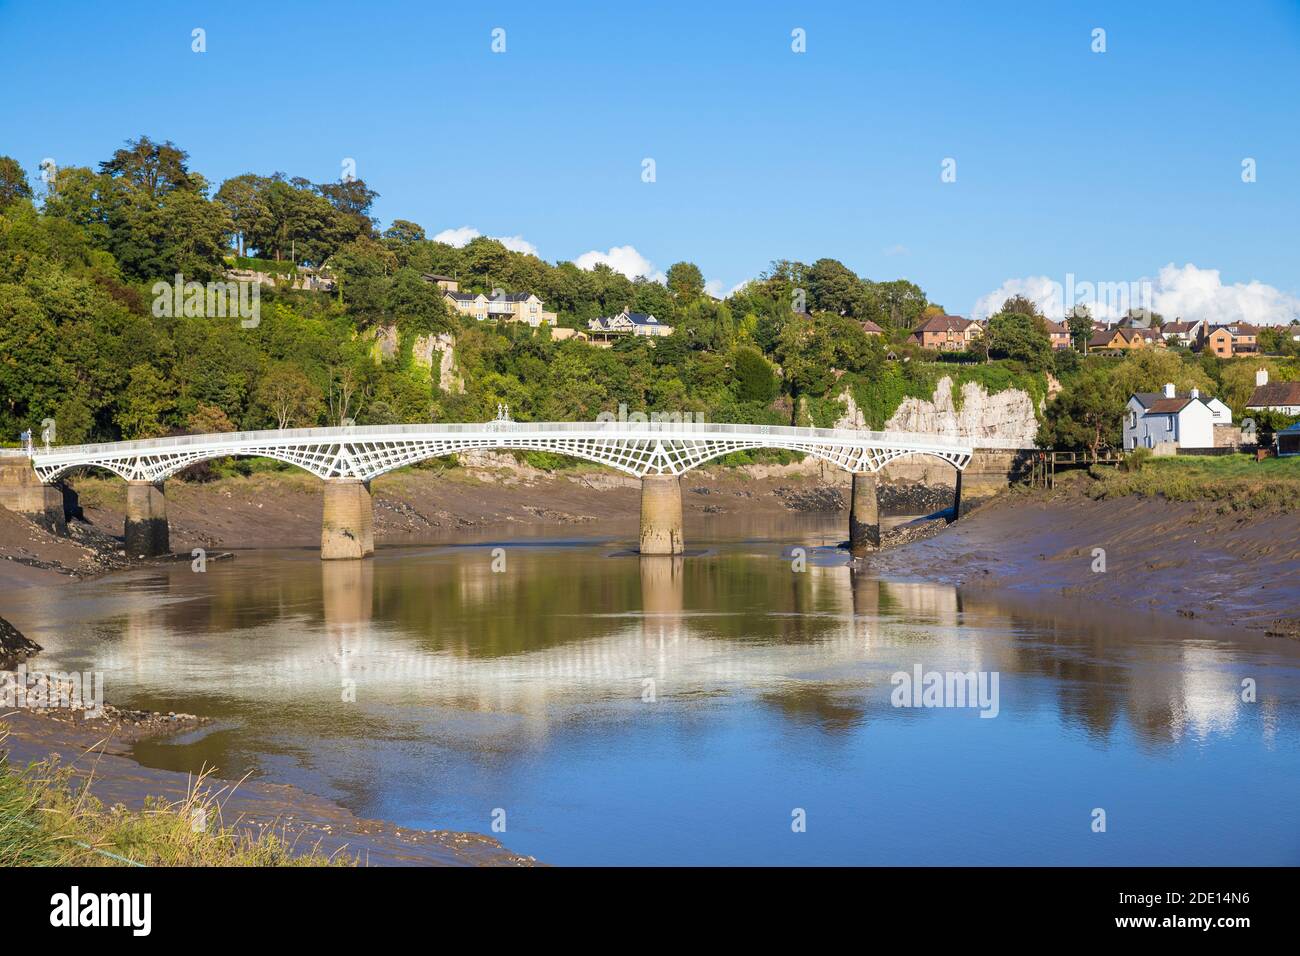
[368,325,464,394]
[413,332,464,394]
[835,376,1039,445]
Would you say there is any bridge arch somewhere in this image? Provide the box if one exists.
[24,422,1015,560]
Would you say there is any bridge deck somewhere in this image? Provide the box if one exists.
[29,421,1028,483]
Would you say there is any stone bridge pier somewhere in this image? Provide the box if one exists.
[322,479,375,560]
[0,457,66,534]
[125,480,169,557]
[639,475,684,556]
[849,472,880,553]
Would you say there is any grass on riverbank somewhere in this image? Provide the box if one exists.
[0,746,348,866]
[1081,453,1300,512]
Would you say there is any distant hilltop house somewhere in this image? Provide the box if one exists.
[226,262,335,292]
[1245,368,1300,416]
[421,275,557,327]
[445,291,558,327]
[587,308,674,345]
[860,319,884,337]
[1123,383,1234,452]
[1202,322,1258,358]
[1042,319,1071,350]
[1086,318,1268,357]
[1088,326,1166,354]
[1160,320,1204,347]
[909,315,982,351]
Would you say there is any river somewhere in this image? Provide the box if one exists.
[2,516,1298,865]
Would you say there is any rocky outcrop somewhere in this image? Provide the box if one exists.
[0,615,41,667]
[413,333,463,394]
[834,376,1038,445]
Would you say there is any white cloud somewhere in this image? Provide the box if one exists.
[572,244,665,283]
[972,276,1063,321]
[973,264,1300,325]
[495,234,538,256]
[431,226,480,247]
[883,244,910,257]
[431,226,538,257]
[704,278,725,299]
[1149,263,1300,326]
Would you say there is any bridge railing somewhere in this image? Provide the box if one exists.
[32,420,1028,460]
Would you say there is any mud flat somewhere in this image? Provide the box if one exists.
[864,488,1300,638]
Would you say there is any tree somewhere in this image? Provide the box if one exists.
[327,366,368,425]
[732,346,778,403]
[329,237,397,321]
[776,314,838,416]
[0,156,32,207]
[387,267,451,335]
[384,219,426,244]
[986,312,1052,370]
[1067,304,1094,353]
[116,363,174,438]
[254,364,323,429]
[215,174,271,257]
[1040,367,1123,458]
[666,261,705,302]
[807,258,867,316]
[98,136,195,198]
[186,403,236,434]
[868,279,928,330]
[91,137,232,281]
[999,294,1045,321]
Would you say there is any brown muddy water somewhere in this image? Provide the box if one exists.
[1,514,1298,865]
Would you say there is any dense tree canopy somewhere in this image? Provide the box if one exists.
[2,138,1292,458]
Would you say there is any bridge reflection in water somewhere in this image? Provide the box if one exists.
[23,541,1285,750]
[8,536,1298,864]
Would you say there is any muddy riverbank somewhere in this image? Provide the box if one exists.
[0,709,536,866]
[865,484,1300,639]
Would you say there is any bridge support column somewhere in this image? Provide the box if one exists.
[849,472,880,553]
[639,475,683,556]
[0,458,66,535]
[321,479,374,560]
[125,480,169,557]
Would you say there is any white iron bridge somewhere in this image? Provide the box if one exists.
[29,420,1025,484]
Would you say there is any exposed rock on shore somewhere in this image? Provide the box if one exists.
[0,615,40,667]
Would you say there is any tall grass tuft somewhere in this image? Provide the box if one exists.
[0,739,352,867]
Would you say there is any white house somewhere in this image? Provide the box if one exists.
[587,308,674,342]
[1244,368,1300,416]
[1160,319,1203,347]
[1123,383,1232,451]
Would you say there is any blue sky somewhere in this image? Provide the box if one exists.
[2,0,1298,321]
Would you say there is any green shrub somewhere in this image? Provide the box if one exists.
[1121,447,1152,472]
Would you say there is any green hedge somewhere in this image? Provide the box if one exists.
[228,256,298,276]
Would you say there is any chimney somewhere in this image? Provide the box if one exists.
[1163,382,1175,398]
[1256,368,1268,387]
[1190,387,1199,400]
